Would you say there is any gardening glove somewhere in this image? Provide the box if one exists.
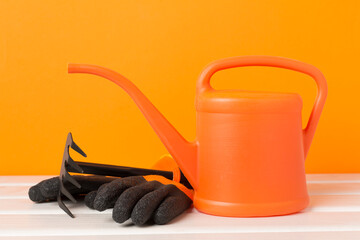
[28,175,117,203]
[84,175,193,225]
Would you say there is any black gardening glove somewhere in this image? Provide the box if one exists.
[84,175,193,225]
[28,175,117,203]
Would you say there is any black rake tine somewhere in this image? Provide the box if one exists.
[70,138,87,158]
[66,156,84,174]
[63,133,84,174]
[57,179,76,218]
[66,132,87,157]
[59,180,78,203]
[57,193,75,218]
[64,171,81,189]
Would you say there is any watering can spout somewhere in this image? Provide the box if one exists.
[68,64,198,189]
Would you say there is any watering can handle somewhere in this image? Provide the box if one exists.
[197,55,328,158]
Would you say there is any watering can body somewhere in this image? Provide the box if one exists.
[68,56,327,217]
[196,91,308,216]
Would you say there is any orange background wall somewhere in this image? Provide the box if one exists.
[1,0,359,175]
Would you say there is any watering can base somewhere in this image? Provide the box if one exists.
[193,196,310,217]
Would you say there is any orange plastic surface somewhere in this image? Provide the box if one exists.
[151,154,181,183]
[68,55,327,217]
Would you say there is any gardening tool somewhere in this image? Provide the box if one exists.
[58,132,191,217]
[68,55,328,217]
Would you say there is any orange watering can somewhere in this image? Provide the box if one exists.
[68,56,327,217]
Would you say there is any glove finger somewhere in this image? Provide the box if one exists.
[28,185,47,203]
[37,177,61,199]
[85,176,124,209]
[29,176,118,203]
[92,179,125,211]
[153,187,192,225]
[30,177,78,202]
[84,190,97,209]
[42,176,116,198]
[131,184,173,225]
[93,176,145,211]
[112,180,162,223]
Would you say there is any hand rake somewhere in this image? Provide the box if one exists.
[58,132,191,217]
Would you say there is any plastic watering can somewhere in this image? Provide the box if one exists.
[68,56,327,217]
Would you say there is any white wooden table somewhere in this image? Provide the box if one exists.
[1,174,360,239]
